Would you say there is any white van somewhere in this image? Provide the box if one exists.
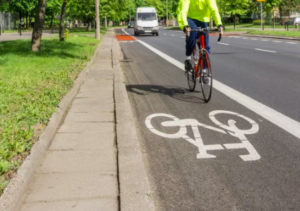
[134,7,159,36]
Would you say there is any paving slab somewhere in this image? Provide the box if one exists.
[76,90,112,98]
[87,71,114,80]
[24,173,118,202]
[90,64,113,71]
[67,103,114,113]
[72,97,114,105]
[50,132,115,151]
[64,111,114,122]
[40,150,117,173]
[58,122,114,133]
[19,198,118,211]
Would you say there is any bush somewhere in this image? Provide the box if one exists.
[253,19,265,25]
[240,17,252,23]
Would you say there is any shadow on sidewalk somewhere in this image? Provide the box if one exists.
[127,84,206,104]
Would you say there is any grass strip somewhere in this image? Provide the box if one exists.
[0,34,102,194]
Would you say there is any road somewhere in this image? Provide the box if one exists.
[116,28,300,211]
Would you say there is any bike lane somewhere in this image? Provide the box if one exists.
[116,29,300,211]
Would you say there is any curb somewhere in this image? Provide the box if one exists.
[112,32,156,210]
[0,38,103,211]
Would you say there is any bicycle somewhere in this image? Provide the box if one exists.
[186,27,223,103]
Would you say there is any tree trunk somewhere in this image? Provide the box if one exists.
[87,19,92,31]
[234,15,236,30]
[50,13,53,28]
[26,12,28,28]
[31,0,47,52]
[59,1,67,41]
[51,13,54,34]
[19,11,22,23]
[29,16,32,28]
[105,16,107,28]
[95,0,100,40]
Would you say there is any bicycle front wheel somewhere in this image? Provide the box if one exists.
[187,46,198,91]
[199,49,212,103]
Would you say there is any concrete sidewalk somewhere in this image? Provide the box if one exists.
[9,29,154,211]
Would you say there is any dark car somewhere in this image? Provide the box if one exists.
[128,21,134,28]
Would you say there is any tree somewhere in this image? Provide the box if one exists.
[67,0,95,31]
[95,0,100,39]
[59,0,67,41]
[224,0,250,29]
[31,0,47,51]
[45,0,61,29]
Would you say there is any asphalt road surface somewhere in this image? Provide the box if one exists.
[117,28,300,211]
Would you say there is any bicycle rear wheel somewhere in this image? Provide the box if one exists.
[187,46,198,91]
[199,49,212,102]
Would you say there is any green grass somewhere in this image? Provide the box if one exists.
[224,23,288,29]
[247,30,300,38]
[0,35,102,194]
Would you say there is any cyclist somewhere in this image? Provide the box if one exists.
[176,0,224,73]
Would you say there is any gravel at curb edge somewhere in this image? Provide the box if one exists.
[0,40,102,211]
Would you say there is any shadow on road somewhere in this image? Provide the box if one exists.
[127,84,206,104]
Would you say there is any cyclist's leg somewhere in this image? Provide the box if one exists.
[186,18,199,56]
[185,18,199,71]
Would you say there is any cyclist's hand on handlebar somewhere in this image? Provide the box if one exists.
[218,25,224,32]
[183,25,191,35]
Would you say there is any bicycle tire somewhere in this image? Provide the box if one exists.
[187,46,198,91]
[199,49,212,103]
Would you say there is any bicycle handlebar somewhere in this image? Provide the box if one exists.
[186,27,223,43]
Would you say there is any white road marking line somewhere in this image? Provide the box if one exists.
[242,38,249,39]
[181,36,186,38]
[273,40,282,43]
[287,42,297,44]
[261,39,269,41]
[119,41,137,43]
[163,33,167,35]
[136,39,300,140]
[122,29,130,35]
[218,42,229,45]
[171,35,175,36]
[255,48,276,53]
[250,38,258,40]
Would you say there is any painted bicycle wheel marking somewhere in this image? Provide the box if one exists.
[145,110,260,161]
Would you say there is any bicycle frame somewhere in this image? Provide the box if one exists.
[193,33,210,77]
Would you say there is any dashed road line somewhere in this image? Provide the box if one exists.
[255,48,276,53]
[287,42,297,44]
[218,42,229,45]
[273,40,282,43]
[260,39,269,41]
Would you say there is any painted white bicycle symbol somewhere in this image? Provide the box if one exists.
[145,110,260,161]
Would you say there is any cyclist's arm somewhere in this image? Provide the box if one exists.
[176,0,190,30]
[207,0,222,26]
